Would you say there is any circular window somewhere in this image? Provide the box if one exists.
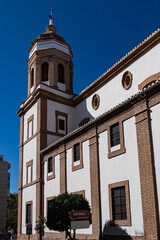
[122,71,132,90]
[92,94,100,110]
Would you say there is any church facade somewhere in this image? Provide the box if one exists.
[17,18,160,240]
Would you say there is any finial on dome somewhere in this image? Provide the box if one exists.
[46,8,56,33]
[49,8,54,25]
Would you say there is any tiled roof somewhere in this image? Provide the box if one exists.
[41,78,160,154]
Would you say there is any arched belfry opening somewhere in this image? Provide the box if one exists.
[58,64,64,83]
[42,62,48,82]
[30,68,34,88]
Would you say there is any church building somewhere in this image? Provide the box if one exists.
[17,15,160,240]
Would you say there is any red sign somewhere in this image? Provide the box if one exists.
[70,210,89,220]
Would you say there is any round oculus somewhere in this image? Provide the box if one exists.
[122,71,132,90]
[92,94,100,110]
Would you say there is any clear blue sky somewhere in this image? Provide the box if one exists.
[1,0,160,193]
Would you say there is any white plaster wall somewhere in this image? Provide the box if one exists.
[99,117,144,236]
[22,185,36,234]
[47,100,75,134]
[75,43,160,127]
[47,134,61,146]
[23,137,37,185]
[44,155,60,233]
[23,103,37,142]
[66,140,92,234]
[29,40,71,59]
[38,84,74,99]
[150,103,160,219]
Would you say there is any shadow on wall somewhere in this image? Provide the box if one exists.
[102,221,132,240]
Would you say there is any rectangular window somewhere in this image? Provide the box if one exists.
[108,121,126,158]
[72,142,84,171]
[27,115,34,139]
[111,186,127,220]
[109,180,131,226]
[48,157,52,173]
[47,200,52,218]
[74,143,80,162]
[46,197,55,219]
[56,110,68,135]
[110,123,120,147]
[26,160,33,185]
[26,203,31,224]
[59,119,65,131]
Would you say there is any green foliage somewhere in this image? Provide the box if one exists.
[7,193,18,234]
[35,214,46,234]
[46,192,91,236]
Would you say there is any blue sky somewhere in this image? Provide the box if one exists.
[1,0,160,193]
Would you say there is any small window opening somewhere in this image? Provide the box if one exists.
[74,143,80,162]
[30,68,34,88]
[110,123,120,147]
[58,64,64,83]
[42,62,48,81]
[48,157,53,173]
[59,119,65,131]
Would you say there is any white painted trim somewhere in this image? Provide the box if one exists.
[29,40,71,59]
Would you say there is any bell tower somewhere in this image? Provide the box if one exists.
[27,11,74,96]
[17,12,75,239]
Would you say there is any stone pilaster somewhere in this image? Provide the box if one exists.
[59,145,66,194]
[89,129,101,239]
[135,99,159,240]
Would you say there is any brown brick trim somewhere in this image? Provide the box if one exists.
[23,179,39,189]
[60,145,66,194]
[103,236,144,240]
[89,134,101,239]
[17,87,74,117]
[18,115,24,235]
[27,115,34,140]
[72,190,85,197]
[23,132,37,146]
[138,72,160,90]
[74,32,160,106]
[36,96,47,223]
[108,180,131,226]
[17,189,22,235]
[135,100,159,239]
[108,120,126,159]
[25,201,33,225]
[26,160,33,184]
[72,142,84,171]
[55,110,68,135]
[149,91,160,108]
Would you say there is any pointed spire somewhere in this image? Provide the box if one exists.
[49,8,54,26]
[46,8,56,33]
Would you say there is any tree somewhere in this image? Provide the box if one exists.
[7,193,18,234]
[46,192,92,240]
[35,214,46,240]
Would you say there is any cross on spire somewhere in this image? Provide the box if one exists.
[49,8,53,20]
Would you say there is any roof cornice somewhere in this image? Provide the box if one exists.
[41,79,160,155]
[73,29,160,105]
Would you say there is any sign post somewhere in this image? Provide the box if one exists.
[26,223,32,240]
[70,210,90,237]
